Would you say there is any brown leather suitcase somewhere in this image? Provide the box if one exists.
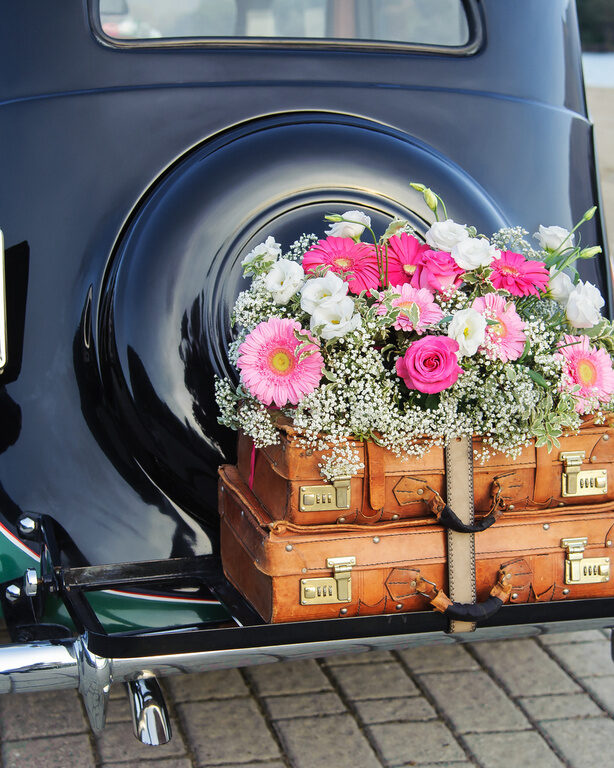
[219,464,614,623]
[237,417,614,526]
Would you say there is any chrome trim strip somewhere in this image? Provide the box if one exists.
[0,229,7,372]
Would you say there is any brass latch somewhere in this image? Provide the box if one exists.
[299,477,351,512]
[300,556,356,604]
[560,451,607,497]
[561,537,610,584]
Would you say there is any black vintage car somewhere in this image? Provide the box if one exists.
[0,0,611,746]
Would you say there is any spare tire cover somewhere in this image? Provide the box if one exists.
[100,112,506,524]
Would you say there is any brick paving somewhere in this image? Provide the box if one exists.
[3,73,614,768]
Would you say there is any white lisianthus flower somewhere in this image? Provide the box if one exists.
[300,272,349,314]
[325,210,371,239]
[241,236,282,274]
[451,237,498,270]
[425,219,468,251]
[310,296,361,340]
[548,267,574,306]
[534,224,574,251]
[264,259,305,305]
[447,308,487,357]
[565,280,605,328]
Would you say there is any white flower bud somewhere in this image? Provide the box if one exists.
[548,267,574,306]
[264,259,305,305]
[425,219,468,251]
[447,308,487,357]
[325,210,371,239]
[565,280,604,328]
[534,225,574,251]
[450,237,497,270]
[241,236,281,274]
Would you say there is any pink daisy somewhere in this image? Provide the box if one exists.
[556,334,614,414]
[237,318,324,408]
[302,237,379,294]
[490,251,549,297]
[383,233,430,288]
[471,293,526,362]
[378,285,444,333]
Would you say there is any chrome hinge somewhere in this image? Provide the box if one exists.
[560,451,607,497]
[0,230,6,373]
[561,537,610,584]
[299,477,351,512]
[300,556,356,605]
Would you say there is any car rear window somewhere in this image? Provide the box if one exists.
[96,0,472,50]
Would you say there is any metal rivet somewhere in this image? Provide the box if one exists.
[417,489,424,495]
[285,544,293,552]
[240,509,244,516]
[591,456,597,463]
[220,486,225,493]
[508,504,515,510]
[563,588,570,595]
[411,580,417,587]
[373,536,380,543]
[392,514,399,521]
[340,608,348,615]
[506,573,512,580]
[543,524,550,530]
[5,584,20,603]
[338,517,346,524]
[603,434,610,441]
[558,502,565,507]
[607,541,613,548]
[511,593,518,600]
[395,603,403,610]
[302,568,307,573]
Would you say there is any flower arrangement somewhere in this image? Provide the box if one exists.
[215,184,614,481]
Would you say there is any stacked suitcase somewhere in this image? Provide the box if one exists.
[218,421,614,624]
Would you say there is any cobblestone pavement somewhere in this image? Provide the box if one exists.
[1,628,614,767]
[2,76,614,768]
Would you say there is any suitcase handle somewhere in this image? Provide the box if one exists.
[416,565,512,623]
[425,474,510,534]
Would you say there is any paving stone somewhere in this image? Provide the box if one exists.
[164,669,250,702]
[538,630,608,645]
[263,691,346,720]
[470,639,580,696]
[245,659,332,696]
[105,694,132,723]
[176,698,281,766]
[2,733,96,768]
[541,717,614,768]
[96,720,187,763]
[366,721,466,766]
[399,645,479,674]
[328,661,418,700]
[419,671,529,734]
[518,693,604,721]
[353,696,437,724]
[275,713,380,768]
[545,640,614,679]
[324,650,395,666]
[0,690,87,739]
[463,731,563,768]
[102,761,193,768]
[579,676,614,715]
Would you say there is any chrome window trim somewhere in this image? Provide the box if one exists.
[0,230,7,373]
[89,0,483,57]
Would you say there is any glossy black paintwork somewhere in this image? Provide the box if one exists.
[0,1,609,571]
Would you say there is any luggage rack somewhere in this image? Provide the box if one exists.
[3,512,614,660]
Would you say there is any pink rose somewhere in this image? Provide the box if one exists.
[396,335,462,394]
[419,249,464,292]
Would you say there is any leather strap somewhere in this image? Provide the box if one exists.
[365,441,386,511]
[533,445,552,505]
[445,436,476,633]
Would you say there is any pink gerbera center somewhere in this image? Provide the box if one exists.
[237,318,324,407]
[377,284,443,333]
[556,334,614,413]
[302,237,380,294]
[471,293,526,362]
[490,251,549,297]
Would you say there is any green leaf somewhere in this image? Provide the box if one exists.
[526,368,550,388]
[424,393,440,410]
[322,369,338,382]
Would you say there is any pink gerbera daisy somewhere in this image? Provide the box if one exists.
[383,233,430,288]
[302,237,379,294]
[378,285,444,333]
[237,318,324,407]
[471,293,526,362]
[490,251,549,297]
[556,334,614,413]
